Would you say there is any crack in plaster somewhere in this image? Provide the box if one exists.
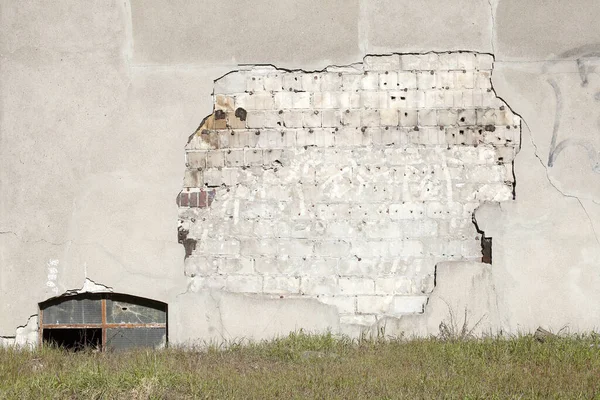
[208,291,228,340]
[527,129,600,247]
[0,230,69,246]
[490,71,600,248]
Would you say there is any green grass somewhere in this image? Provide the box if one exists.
[2,332,600,399]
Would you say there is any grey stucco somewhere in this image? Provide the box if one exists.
[1,0,600,345]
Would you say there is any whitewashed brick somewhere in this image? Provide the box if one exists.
[356,295,393,313]
[182,52,521,326]
[375,277,414,295]
[363,220,401,239]
[321,73,342,91]
[263,276,301,294]
[184,256,218,277]
[417,71,436,90]
[390,295,428,314]
[476,54,494,71]
[380,109,399,126]
[189,276,226,292]
[314,240,351,257]
[397,72,417,89]
[217,257,255,275]
[226,275,263,293]
[274,92,293,109]
[282,111,303,128]
[301,276,339,295]
[292,92,311,109]
[301,73,322,92]
[340,314,377,326]
[389,202,426,220]
[342,74,362,91]
[246,75,265,92]
[319,296,356,314]
[282,73,303,91]
[360,72,379,90]
[202,238,241,256]
[455,71,474,89]
[339,277,375,295]
[264,74,283,91]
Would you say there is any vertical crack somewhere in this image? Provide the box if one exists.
[487,0,496,55]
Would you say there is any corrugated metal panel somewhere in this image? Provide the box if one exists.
[41,297,102,325]
[105,328,166,351]
[106,296,166,324]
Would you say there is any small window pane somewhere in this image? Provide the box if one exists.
[42,296,102,325]
[106,296,166,324]
[105,328,166,351]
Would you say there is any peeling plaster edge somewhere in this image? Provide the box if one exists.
[0,315,38,349]
[212,51,497,86]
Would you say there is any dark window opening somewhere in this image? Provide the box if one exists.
[42,328,102,352]
[39,293,167,352]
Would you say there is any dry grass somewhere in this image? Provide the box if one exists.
[2,332,600,399]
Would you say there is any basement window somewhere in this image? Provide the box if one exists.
[39,293,167,352]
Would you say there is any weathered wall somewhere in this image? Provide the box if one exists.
[1,0,599,345]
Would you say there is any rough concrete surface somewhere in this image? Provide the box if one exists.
[1,0,600,346]
[364,0,493,54]
[130,0,361,69]
[496,0,600,60]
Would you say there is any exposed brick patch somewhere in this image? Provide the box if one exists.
[177,189,216,208]
[178,52,520,326]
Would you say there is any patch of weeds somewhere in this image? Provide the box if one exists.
[2,332,600,399]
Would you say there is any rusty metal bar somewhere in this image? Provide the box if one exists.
[101,298,107,351]
[40,323,166,329]
[38,308,43,349]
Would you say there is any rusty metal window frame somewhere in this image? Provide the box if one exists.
[38,293,167,351]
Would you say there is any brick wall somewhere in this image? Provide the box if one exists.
[178,52,520,327]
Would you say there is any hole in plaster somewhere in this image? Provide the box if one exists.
[481,237,492,264]
[472,214,492,265]
[178,227,197,259]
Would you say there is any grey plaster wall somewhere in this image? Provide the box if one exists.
[1,0,599,345]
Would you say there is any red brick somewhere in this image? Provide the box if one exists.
[189,192,199,207]
[198,190,207,208]
[178,192,189,207]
